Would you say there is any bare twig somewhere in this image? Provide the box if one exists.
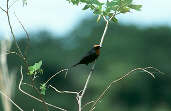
[99,0,132,47]
[82,101,94,110]
[144,67,165,75]
[99,16,109,47]
[19,66,67,111]
[14,12,30,56]
[45,68,69,84]
[77,61,96,111]
[4,1,49,110]
[0,90,24,111]
[50,85,78,95]
[6,0,25,61]
[89,67,156,111]
[81,62,96,97]
[23,82,33,87]
[49,62,96,111]
[0,6,6,12]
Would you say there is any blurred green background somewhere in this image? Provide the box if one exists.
[1,17,171,111]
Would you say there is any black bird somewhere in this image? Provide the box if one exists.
[71,44,101,68]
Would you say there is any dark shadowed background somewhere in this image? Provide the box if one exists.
[0,17,171,111]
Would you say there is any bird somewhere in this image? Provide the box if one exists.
[70,44,101,68]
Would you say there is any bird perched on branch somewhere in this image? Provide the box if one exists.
[71,44,101,68]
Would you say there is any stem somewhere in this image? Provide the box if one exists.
[31,78,49,111]
[77,61,96,111]
[14,12,30,57]
[6,0,29,69]
[6,0,24,59]
[45,68,69,84]
[19,66,67,111]
[78,96,82,111]
[99,16,109,47]
[0,6,6,12]
[89,67,156,111]
[5,1,49,110]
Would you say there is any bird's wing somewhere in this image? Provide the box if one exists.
[78,48,96,64]
[83,48,96,57]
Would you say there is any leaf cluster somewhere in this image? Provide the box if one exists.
[28,60,47,95]
[68,0,142,23]
[28,60,43,76]
[40,83,46,95]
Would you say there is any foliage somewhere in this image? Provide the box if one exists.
[6,22,171,111]
[68,0,142,22]
[22,0,27,6]
[1,0,168,110]
[40,83,46,95]
[28,60,43,75]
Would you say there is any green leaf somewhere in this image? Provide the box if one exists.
[107,1,118,7]
[89,5,95,10]
[70,0,79,5]
[103,11,108,16]
[40,83,46,95]
[28,66,34,75]
[34,60,42,71]
[28,60,43,75]
[96,15,101,23]
[83,5,90,10]
[90,0,101,5]
[93,9,102,15]
[120,7,130,13]
[128,4,142,11]
[112,17,118,23]
[22,0,27,6]
[68,0,143,20]
[29,70,34,75]
[125,0,133,5]
[28,66,34,71]
[93,5,102,15]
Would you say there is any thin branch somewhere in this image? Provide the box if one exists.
[76,61,96,111]
[89,67,156,111]
[81,62,96,97]
[109,10,117,21]
[5,1,49,110]
[49,62,96,111]
[0,6,6,12]
[45,68,69,85]
[99,16,109,47]
[22,82,41,95]
[5,1,51,110]
[14,12,30,56]
[19,66,67,111]
[0,50,20,58]
[6,0,28,68]
[23,82,33,87]
[144,67,165,75]
[0,90,24,111]
[82,101,94,110]
[49,85,78,95]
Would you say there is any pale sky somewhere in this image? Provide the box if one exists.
[0,0,171,38]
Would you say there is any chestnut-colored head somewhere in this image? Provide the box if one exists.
[93,44,101,55]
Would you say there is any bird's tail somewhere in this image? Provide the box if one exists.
[68,62,80,69]
[64,63,79,78]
